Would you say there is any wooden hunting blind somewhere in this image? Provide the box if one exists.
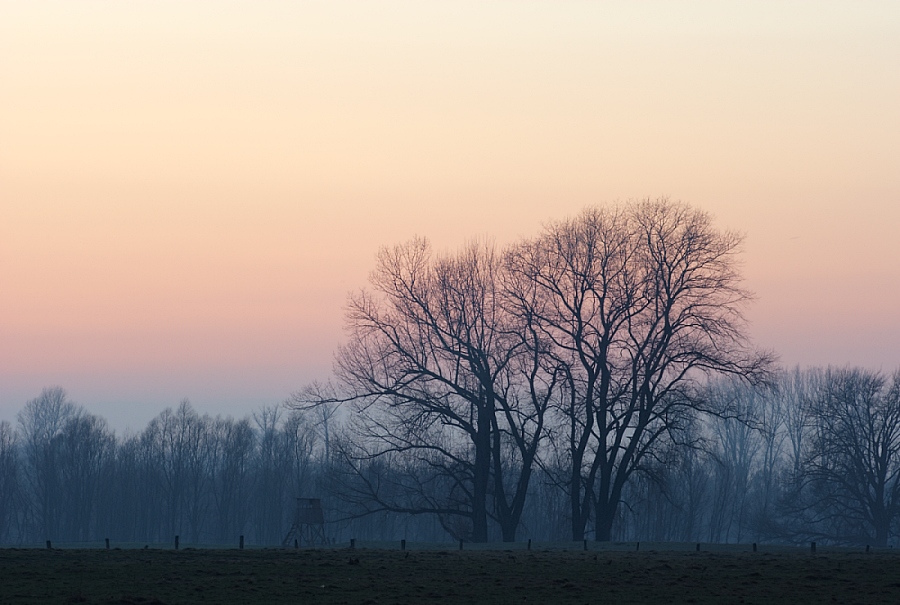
[281,498,326,547]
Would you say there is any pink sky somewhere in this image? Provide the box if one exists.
[2,2,899,430]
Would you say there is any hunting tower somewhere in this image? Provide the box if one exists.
[282,498,326,547]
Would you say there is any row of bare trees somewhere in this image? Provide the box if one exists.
[2,366,899,546]
[0,389,320,545]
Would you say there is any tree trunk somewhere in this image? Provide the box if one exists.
[570,468,588,541]
[471,406,492,543]
[500,520,517,542]
[594,505,615,542]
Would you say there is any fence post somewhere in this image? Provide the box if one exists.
[636,542,640,551]
[866,545,871,553]
[527,539,531,551]
[294,539,298,549]
[583,539,588,551]
[752,543,757,552]
[239,535,244,550]
[350,538,356,549]
[810,542,816,554]
[105,538,110,550]
[696,543,700,552]
[175,535,179,550]
[401,539,406,551]
[46,540,51,550]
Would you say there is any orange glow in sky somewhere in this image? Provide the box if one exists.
[2,2,899,428]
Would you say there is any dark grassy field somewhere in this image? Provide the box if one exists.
[1,546,899,604]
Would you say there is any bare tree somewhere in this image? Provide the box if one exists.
[788,368,900,546]
[294,239,550,541]
[505,199,772,540]
[505,204,636,540]
[17,387,81,540]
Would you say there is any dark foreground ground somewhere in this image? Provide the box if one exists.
[1,546,899,605]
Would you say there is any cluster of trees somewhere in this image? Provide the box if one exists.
[0,389,320,545]
[294,199,900,547]
[297,199,771,542]
[615,367,900,547]
[2,200,898,548]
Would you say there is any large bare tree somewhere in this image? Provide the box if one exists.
[295,239,552,541]
[505,199,772,540]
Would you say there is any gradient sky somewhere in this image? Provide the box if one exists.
[2,2,899,430]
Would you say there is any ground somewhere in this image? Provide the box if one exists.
[1,545,898,604]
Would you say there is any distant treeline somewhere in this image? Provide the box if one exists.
[0,369,900,545]
[1,370,898,547]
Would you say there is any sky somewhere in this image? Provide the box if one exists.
[1,2,899,431]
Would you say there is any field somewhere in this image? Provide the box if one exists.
[2,544,899,604]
